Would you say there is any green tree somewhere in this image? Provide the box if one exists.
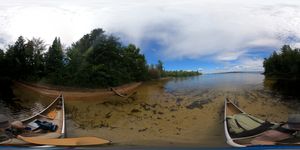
[157,60,164,77]
[65,28,149,87]
[123,44,148,81]
[264,45,300,78]
[5,36,27,79]
[45,37,64,83]
[24,38,46,80]
[0,49,5,76]
[31,38,46,78]
[0,49,4,62]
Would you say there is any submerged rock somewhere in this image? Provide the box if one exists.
[170,108,177,112]
[105,112,112,118]
[131,109,141,113]
[138,128,148,132]
[176,97,183,105]
[186,99,211,109]
[158,111,164,115]
[140,103,151,111]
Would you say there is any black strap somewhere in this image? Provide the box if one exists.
[230,121,275,138]
[275,124,297,135]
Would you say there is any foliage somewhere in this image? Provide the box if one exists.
[45,37,64,84]
[163,70,201,77]
[148,60,201,79]
[64,29,149,87]
[0,28,202,88]
[1,37,46,80]
[263,45,300,78]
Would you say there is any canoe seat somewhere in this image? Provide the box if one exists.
[47,109,57,120]
[227,113,274,138]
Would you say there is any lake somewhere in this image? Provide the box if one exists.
[1,73,300,148]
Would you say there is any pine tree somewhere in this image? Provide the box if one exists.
[45,37,64,83]
[45,37,64,74]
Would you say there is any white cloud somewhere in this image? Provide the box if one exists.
[216,51,245,61]
[205,58,264,74]
[1,0,300,70]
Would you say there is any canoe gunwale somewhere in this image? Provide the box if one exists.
[224,98,246,147]
[0,94,65,146]
[61,95,65,138]
[224,98,279,147]
[21,94,62,123]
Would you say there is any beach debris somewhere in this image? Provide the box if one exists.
[98,121,109,128]
[105,112,112,118]
[153,110,156,114]
[170,108,177,112]
[186,99,211,109]
[152,104,158,108]
[138,128,148,132]
[140,103,151,111]
[111,87,127,97]
[139,102,160,111]
[158,111,164,115]
[125,92,137,102]
[176,97,183,105]
[131,109,141,113]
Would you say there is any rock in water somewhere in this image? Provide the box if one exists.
[186,99,211,109]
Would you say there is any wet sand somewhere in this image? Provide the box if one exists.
[13,81,141,101]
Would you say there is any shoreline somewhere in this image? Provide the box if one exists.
[13,81,142,101]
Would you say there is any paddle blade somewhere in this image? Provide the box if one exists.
[18,136,111,146]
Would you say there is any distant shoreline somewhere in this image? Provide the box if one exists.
[205,71,263,75]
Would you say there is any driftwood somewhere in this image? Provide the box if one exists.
[110,88,127,98]
[110,87,137,100]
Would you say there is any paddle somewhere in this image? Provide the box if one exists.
[17,135,111,146]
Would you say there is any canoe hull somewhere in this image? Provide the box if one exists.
[0,94,65,146]
[224,98,246,147]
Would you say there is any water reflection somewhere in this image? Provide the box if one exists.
[0,80,52,121]
[165,73,264,91]
[264,78,300,100]
[0,78,14,101]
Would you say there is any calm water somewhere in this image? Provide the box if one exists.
[165,73,264,93]
[0,83,52,121]
[1,73,299,147]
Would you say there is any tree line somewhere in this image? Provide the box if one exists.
[0,28,201,88]
[263,45,300,79]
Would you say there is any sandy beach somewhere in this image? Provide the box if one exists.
[13,81,142,101]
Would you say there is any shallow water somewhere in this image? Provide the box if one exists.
[64,73,299,147]
[0,84,52,121]
[2,73,300,147]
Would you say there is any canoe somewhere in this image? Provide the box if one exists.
[224,98,276,147]
[18,135,111,146]
[0,94,65,146]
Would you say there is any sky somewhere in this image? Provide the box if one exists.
[1,0,300,73]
